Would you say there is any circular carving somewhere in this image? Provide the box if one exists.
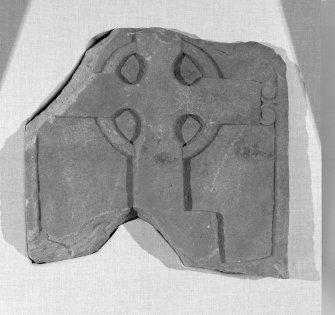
[260,104,276,125]
[261,82,277,100]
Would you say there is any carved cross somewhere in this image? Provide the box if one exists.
[63,31,263,267]
[26,29,288,278]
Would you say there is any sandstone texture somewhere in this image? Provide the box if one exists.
[25,28,289,278]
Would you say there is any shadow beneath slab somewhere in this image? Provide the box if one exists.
[0,0,31,88]
[280,0,320,130]
[0,122,28,257]
[123,219,184,271]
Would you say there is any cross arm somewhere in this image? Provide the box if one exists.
[186,78,261,125]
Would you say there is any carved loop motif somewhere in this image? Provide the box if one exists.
[260,103,276,126]
[260,80,278,125]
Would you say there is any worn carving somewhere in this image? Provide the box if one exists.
[25,28,289,278]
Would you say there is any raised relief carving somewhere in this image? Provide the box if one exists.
[25,28,289,278]
[260,81,277,126]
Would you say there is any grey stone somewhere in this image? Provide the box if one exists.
[25,28,289,278]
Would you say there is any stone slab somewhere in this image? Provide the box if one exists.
[25,28,289,278]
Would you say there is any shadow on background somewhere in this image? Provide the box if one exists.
[0,123,27,256]
[0,0,31,88]
[281,0,320,130]
[321,1,335,313]
[0,0,30,257]
[322,0,335,272]
[124,220,184,271]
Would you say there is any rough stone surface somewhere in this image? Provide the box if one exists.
[25,28,289,278]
